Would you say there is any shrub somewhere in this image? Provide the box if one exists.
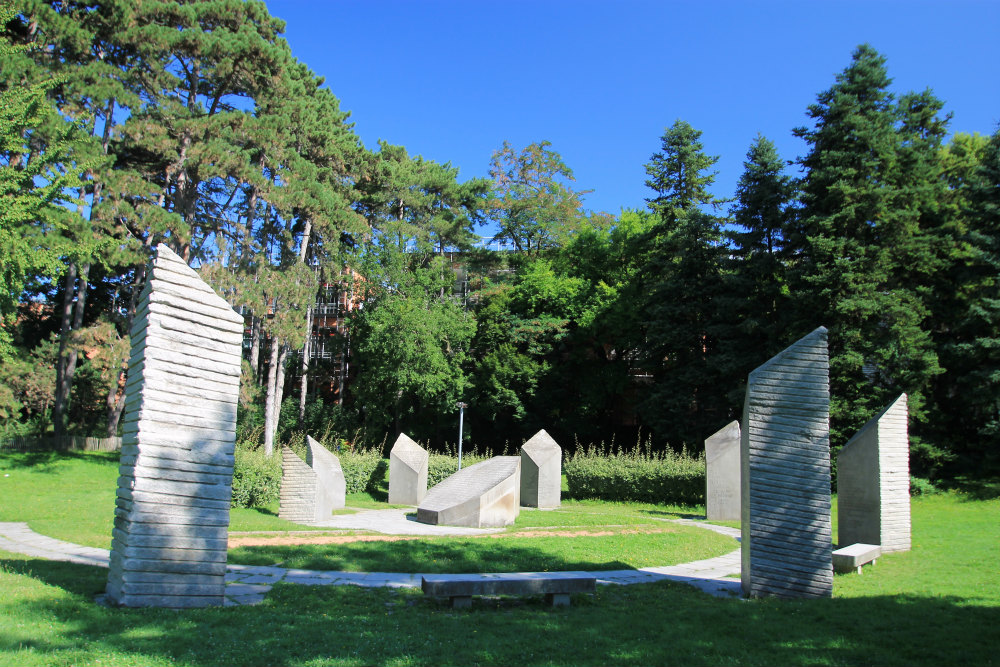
[910,475,941,496]
[565,445,705,506]
[340,447,387,494]
[231,447,281,508]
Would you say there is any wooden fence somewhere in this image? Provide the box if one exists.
[0,435,122,452]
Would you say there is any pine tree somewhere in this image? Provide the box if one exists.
[934,129,1000,469]
[644,120,722,219]
[791,44,943,451]
[638,121,729,447]
[721,135,796,404]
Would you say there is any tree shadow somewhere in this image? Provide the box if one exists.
[638,509,705,520]
[3,554,999,666]
[228,538,635,573]
[940,476,1000,501]
[0,450,119,472]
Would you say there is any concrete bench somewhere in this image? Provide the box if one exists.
[833,543,881,574]
[421,571,597,608]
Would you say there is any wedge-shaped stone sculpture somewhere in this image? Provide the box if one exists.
[388,433,428,505]
[705,420,741,522]
[741,327,832,599]
[279,435,346,525]
[837,394,911,553]
[520,429,561,508]
[106,244,243,608]
[417,456,521,528]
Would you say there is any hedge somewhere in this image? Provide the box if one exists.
[340,448,387,494]
[231,448,281,508]
[564,449,705,506]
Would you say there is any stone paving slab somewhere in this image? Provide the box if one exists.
[0,517,743,604]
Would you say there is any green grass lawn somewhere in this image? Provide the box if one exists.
[2,451,999,666]
[0,451,735,573]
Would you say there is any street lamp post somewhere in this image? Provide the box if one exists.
[456,401,467,470]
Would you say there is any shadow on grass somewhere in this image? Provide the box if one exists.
[3,555,999,666]
[228,538,635,573]
[246,506,279,518]
[0,450,119,472]
[638,509,704,520]
[941,476,1000,501]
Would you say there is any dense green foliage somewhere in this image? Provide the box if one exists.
[231,447,281,509]
[339,448,386,495]
[565,446,706,505]
[0,0,996,485]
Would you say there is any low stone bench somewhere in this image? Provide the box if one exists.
[833,543,882,574]
[421,571,596,608]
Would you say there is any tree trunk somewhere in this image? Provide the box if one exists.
[296,218,314,421]
[249,316,261,379]
[58,262,90,431]
[274,344,288,434]
[299,306,313,421]
[263,337,280,456]
[52,263,78,437]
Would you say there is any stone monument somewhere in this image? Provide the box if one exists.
[279,435,346,525]
[741,326,833,599]
[705,420,741,522]
[520,429,561,508]
[417,456,521,528]
[106,244,243,608]
[837,393,911,553]
[388,433,428,505]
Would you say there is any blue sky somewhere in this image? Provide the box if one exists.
[264,0,1000,222]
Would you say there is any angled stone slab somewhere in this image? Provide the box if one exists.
[388,433,428,505]
[705,421,741,522]
[520,429,561,508]
[837,394,910,553]
[279,436,346,525]
[106,244,241,609]
[741,327,833,599]
[417,456,521,528]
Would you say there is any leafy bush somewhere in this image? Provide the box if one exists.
[231,447,281,508]
[340,447,387,494]
[910,475,941,496]
[565,445,705,506]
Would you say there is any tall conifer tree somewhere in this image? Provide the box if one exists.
[639,121,729,447]
[791,44,942,450]
[721,135,796,404]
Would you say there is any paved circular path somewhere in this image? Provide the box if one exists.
[0,513,741,606]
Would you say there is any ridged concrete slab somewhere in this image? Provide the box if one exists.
[741,326,833,599]
[108,244,242,608]
[838,394,911,553]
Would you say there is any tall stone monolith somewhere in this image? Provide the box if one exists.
[705,420,741,521]
[388,433,428,505]
[280,435,346,525]
[837,393,911,553]
[741,327,832,599]
[106,244,243,608]
[520,429,561,508]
